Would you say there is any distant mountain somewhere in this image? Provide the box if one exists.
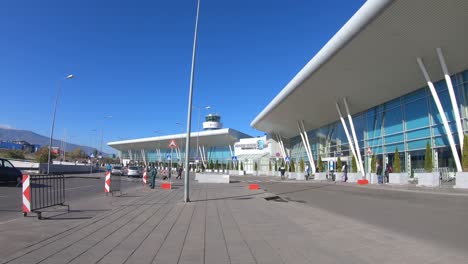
[0,127,108,156]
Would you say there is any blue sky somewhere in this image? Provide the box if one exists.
[0,0,365,153]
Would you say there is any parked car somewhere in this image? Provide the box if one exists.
[0,158,22,186]
[126,166,141,177]
[111,165,124,176]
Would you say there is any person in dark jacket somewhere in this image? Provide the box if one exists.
[376,161,383,184]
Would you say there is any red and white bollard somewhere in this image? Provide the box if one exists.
[104,171,111,193]
[143,170,147,185]
[22,174,31,216]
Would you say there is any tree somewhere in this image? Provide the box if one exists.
[299,159,305,172]
[0,150,25,160]
[424,141,433,172]
[240,161,244,171]
[336,157,342,172]
[70,148,84,159]
[269,160,272,171]
[35,147,56,163]
[290,160,296,172]
[463,135,468,172]
[394,147,402,173]
[318,155,323,172]
[215,160,219,170]
[371,154,376,173]
[274,160,278,171]
[93,149,98,158]
[351,155,357,173]
[209,160,214,170]
[254,161,258,171]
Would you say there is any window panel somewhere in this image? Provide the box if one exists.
[434,136,449,147]
[383,106,403,134]
[406,128,430,140]
[407,139,430,150]
[385,133,404,144]
[385,143,405,154]
[405,97,429,129]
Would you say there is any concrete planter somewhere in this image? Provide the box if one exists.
[296,172,305,180]
[416,172,439,187]
[455,172,468,189]
[314,172,327,181]
[389,172,408,185]
[347,173,361,183]
[369,173,378,184]
[334,172,343,182]
[238,170,245,176]
[287,172,296,180]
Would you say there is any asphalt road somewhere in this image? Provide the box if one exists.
[0,172,143,224]
[245,178,468,253]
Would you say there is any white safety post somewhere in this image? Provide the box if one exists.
[417,57,462,172]
[301,121,316,173]
[336,102,360,174]
[437,48,464,152]
[343,98,365,177]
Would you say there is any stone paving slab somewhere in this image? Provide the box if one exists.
[1,181,468,264]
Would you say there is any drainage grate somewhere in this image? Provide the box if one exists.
[264,196,288,202]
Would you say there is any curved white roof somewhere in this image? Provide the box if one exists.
[251,0,468,138]
[107,128,251,152]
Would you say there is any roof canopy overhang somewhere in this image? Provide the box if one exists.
[107,128,251,152]
[251,0,468,138]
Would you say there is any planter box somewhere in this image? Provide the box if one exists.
[238,170,245,176]
[314,172,327,181]
[296,173,305,180]
[286,172,295,180]
[455,172,468,189]
[347,173,361,183]
[416,172,439,187]
[369,173,378,184]
[334,172,343,182]
[389,172,408,185]
[196,173,229,183]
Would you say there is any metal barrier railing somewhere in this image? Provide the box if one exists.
[23,174,69,219]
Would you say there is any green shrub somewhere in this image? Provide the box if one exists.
[463,135,468,172]
[351,155,357,173]
[299,159,305,172]
[371,154,376,173]
[269,160,272,171]
[394,147,402,173]
[290,160,295,172]
[318,155,323,172]
[275,160,278,171]
[254,161,258,171]
[35,147,55,163]
[240,161,244,171]
[336,157,342,172]
[424,141,433,172]
[215,160,219,170]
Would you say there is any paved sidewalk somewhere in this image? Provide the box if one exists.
[1,180,468,264]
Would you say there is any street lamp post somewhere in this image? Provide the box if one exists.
[184,0,201,203]
[47,74,74,175]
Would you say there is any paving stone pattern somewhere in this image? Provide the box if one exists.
[2,181,468,264]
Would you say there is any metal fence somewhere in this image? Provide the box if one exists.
[27,174,69,219]
[109,174,122,195]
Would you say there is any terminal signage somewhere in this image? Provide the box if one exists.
[232,156,238,161]
[285,156,290,163]
[166,154,172,160]
[168,139,178,149]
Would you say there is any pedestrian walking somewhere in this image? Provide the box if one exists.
[305,165,310,180]
[279,166,286,180]
[376,161,383,184]
[176,166,183,180]
[343,164,348,182]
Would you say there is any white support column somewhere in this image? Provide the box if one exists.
[417,57,462,172]
[141,149,147,166]
[437,48,464,152]
[336,102,360,173]
[274,133,285,159]
[343,98,365,177]
[228,144,234,158]
[128,150,133,162]
[298,121,316,173]
[276,133,287,160]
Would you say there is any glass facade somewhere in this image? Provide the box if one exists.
[289,69,468,172]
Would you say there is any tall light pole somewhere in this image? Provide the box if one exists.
[184,0,201,203]
[195,105,210,170]
[47,74,74,175]
[176,122,184,165]
[100,115,113,160]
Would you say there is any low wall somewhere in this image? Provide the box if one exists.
[38,164,94,174]
[195,173,230,183]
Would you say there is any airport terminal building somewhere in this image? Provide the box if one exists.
[251,0,468,176]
